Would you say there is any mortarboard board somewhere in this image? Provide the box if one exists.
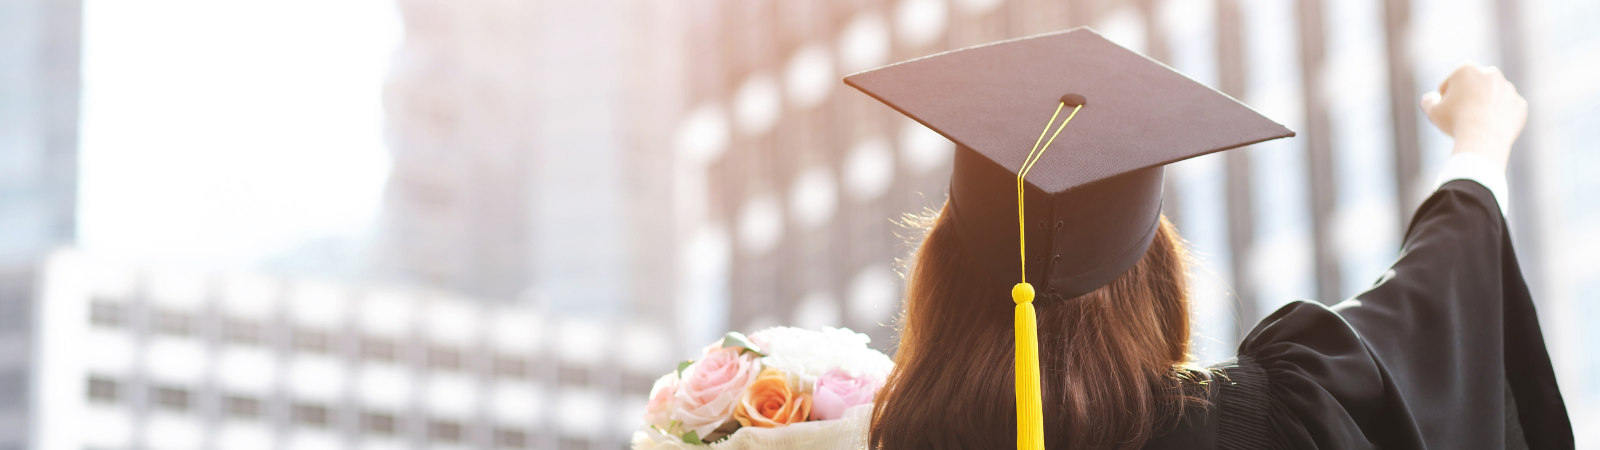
[843,27,1293,450]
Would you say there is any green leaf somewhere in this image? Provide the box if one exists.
[677,360,694,378]
[682,430,701,444]
[720,331,766,356]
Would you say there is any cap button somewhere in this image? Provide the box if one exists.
[1060,93,1087,107]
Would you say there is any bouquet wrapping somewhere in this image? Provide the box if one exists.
[632,327,893,449]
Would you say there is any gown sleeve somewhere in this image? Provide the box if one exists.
[1214,180,1573,449]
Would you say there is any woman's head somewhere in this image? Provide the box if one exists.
[870,202,1194,450]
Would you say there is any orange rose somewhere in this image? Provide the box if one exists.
[733,368,812,428]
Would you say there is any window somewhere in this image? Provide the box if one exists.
[225,395,262,419]
[86,377,119,404]
[558,437,591,450]
[427,347,462,371]
[428,420,463,443]
[493,355,528,378]
[624,373,657,395]
[292,329,331,354]
[153,386,191,411]
[361,411,398,435]
[495,428,529,448]
[89,302,124,328]
[0,370,20,410]
[292,403,330,428]
[360,337,397,362]
[0,274,30,333]
[223,319,264,345]
[558,364,590,386]
[155,310,193,336]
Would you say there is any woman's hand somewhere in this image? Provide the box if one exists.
[1420,63,1528,172]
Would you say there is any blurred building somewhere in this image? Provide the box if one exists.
[372,0,539,303]
[1523,0,1600,439]
[0,0,80,448]
[25,250,668,450]
[373,0,646,319]
[372,4,682,446]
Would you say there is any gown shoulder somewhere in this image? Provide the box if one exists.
[1146,180,1573,450]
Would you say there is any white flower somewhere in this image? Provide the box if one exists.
[642,373,680,434]
[632,430,698,450]
[748,327,893,382]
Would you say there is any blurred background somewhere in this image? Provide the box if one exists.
[1,0,1597,448]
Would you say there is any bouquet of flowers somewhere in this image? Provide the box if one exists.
[632,326,893,449]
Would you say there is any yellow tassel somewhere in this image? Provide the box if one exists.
[1011,101,1079,450]
[1013,283,1045,450]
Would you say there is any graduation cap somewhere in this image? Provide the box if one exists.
[843,28,1293,449]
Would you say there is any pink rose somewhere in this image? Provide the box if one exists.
[642,373,679,433]
[809,367,883,421]
[672,347,761,439]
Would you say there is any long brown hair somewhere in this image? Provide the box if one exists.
[870,202,1195,450]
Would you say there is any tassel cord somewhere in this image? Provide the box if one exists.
[1011,101,1081,450]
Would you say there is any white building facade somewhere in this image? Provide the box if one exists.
[28,251,666,450]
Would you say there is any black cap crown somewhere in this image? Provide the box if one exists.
[845,27,1294,298]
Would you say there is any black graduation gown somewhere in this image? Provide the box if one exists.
[1142,180,1573,449]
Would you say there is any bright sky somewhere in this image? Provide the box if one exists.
[79,0,400,269]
